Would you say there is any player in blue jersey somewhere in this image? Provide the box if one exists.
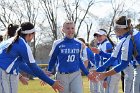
[5,24,32,85]
[0,22,63,93]
[46,21,94,93]
[93,16,140,93]
[93,29,120,93]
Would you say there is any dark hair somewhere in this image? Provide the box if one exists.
[78,38,85,44]
[116,16,138,57]
[115,16,131,30]
[7,24,19,37]
[7,22,34,53]
[0,35,3,42]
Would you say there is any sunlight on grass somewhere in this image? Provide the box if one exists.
[18,76,123,93]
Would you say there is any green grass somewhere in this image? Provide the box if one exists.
[18,76,123,93]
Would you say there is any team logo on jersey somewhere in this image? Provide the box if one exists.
[59,44,65,48]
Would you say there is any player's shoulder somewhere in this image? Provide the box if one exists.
[53,38,65,46]
[74,38,83,44]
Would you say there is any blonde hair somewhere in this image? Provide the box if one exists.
[63,20,75,27]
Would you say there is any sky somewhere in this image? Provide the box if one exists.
[0,0,140,42]
[76,0,140,42]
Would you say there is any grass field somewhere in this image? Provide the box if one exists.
[18,76,123,93]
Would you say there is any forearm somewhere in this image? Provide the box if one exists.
[19,63,36,76]
[105,69,117,77]
[79,59,89,76]
[47,57,57,72]
[97,57,116,72]
[114,60,129,73]
[28,63,54,86]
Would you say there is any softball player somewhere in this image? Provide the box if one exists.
[93,29,120,93]
[47,21,94,93]
[0,22,63,93]
[78,38,98,93]
[95,16,140,93]
[5,24,35,85]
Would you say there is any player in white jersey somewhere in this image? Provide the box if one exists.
[94,16,140,93]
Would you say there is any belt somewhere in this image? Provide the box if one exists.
[59,71,76,74]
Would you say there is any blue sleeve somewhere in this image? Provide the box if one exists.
[47,43,59,72]
[96,57,116,72]
[19,62,36,76]
[99,51,111,59]
[94,54,100,68]
[114,60,129,73]
[79,57,89,76]
[106,43,113,53]
[28,63,55,86]
[87,48,95,65]
[18,40,54,86]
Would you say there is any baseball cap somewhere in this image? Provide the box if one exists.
[94,29,107,36]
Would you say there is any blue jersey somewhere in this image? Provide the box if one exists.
[0,37,54,86]
[48,37,89,75]
[95,39,113,67]
[97,31,138,73]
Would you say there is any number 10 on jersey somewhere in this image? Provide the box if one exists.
[67,55,75,62]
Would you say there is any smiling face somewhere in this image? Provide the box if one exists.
[62,22,75,39]
[95,34,107,43]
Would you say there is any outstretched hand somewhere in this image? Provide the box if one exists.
[19,76,29,85]
[88,69,100,82]
[97,72,107,81]
[52,80,64,92]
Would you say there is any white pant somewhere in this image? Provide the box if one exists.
[89,68,100,93]
[56,70,83,93]
[133,65,140,93]
[123,65,134,93]
[0,68,19,93]
[106,73,121,93]
[89,80,100,93]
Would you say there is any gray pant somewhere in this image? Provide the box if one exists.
[0,68,19,93]
[56,70,83,93]
[124,65,134,93]
[106,73,120,93]
[133,65,140,93]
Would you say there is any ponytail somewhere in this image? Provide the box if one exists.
[6,28,21,53]
[106,34,115,49]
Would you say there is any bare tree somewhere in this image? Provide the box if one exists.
[62,0,95,37]
[84,20,93,42]
[0,1,15,28]
[39,0,59,40]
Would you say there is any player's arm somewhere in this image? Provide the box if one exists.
[102,39,134,77]
[19,62,36,76]
[18,42,55,86]
[47,41,60,72]
[82,47,89,68]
